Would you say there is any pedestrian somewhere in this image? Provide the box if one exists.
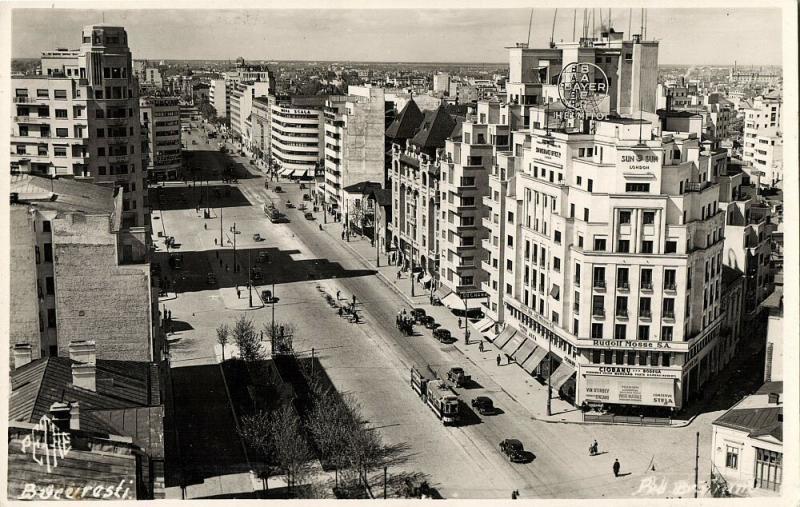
[341,231,345,240]
[260,331,264,342]
[204,223,207,230]
[336,290,341,300]
[458,318,462,328]
[511,491,517,500]
[478,341,484,352]
[338,307,343,318]
[397,270,401,280]
[613,459,620,477]
[237,288,241,299]
[496,354,501,367]
[592,440,598,456]
[214,238,218,246]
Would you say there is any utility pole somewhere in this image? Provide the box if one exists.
[248,249,252,307]
[546,338,552,416]
[410,261,415,297]
[375,202,380,267]
[694,431,700,498]
[231,222,238,273]
[219,205,223,246]
[383,466,387,499]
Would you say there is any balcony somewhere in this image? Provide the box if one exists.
[14,115,50,123]
[592,308,605,319]
[109,155,129,163]
[640,282,654,293]
[664,283,677,293]
[662,311,675,322]
[639,310,652,321]
[105,117,128,126]
[618,281,630,292]
[616,309,628,319]
[13,96,49,104]
[593,279,606,291]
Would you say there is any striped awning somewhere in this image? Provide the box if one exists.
[550,362,576,391]
[512,338,536,364]
[500,332,526,357]
[493,326,517,349]
[520,346,548,375]
[471,316,494,333]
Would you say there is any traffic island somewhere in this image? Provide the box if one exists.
[219,286,265,311]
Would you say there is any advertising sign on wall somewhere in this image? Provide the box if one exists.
[583,375,677,407]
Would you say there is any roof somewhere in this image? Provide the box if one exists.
[721,264,744,291]
[92,406,166,458]
[368,188,392,206]
[411,105,458,150]
[385,99,424,140]
[10,357,159,432]
[342,181,383,195]
[714,406,782,442]
[756,382,783,395]
[11,174,116,214]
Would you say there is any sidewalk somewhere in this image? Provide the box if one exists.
[318,220,583,424]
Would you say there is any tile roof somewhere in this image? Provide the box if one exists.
[368,188,392,206]
[92,406,165,458]
[756,381,783,395]
[385,99,424,140]
[411,105,457,150]
[10,357,158,430]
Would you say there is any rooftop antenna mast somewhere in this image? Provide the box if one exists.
[549,9,558,48]
[527,9,534,47]
[628,8,632,36]
[640,8,644,37]
[572,9,576,41]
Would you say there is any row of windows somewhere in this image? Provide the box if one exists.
[16,89,68,99]
[589,347,672,367]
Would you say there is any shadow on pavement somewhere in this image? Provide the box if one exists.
[456,403,482,427]
[183,149,261,181]
[150,184,253,211]
[167,364,251,486]
[151,247,377,295]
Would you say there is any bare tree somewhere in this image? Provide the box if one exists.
[232,314,264,362]
[216,323,230,361]
[238,411,278,492]
[263,320,296,355]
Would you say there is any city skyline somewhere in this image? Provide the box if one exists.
[12,7,783,65]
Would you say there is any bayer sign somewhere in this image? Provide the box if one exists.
[556,62,610,120]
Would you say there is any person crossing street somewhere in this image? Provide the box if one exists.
[613,459,621,477]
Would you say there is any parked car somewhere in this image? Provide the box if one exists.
[433,328,451,342]
[253,233,263,242]
[411,308,426,323]
[420,315,436,328]
[446,367,471,387]
[250,268,263,282]
[302,193,312,201]
[274,186,283,193]
[471,396,495,415]
[304,212,314,220]
[499,439,526,463]
[287,201,295,208]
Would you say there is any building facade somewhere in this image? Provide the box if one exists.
[11,24,148,229]
[741,93,781,168]
[322,86,387,211]
[229,80,270,145]
[10,175,160,362]
[140,95,182,181]
[270,95,326,175]
[208,78,228,118]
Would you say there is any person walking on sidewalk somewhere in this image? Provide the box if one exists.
[496,354,501,367]
[613,459,620,477]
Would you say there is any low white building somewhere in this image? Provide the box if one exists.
[711,382,783,496]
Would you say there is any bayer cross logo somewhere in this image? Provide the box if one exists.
[557,62,610,120]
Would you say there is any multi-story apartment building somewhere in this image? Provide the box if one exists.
[251,96,271,162]
[11,25,147,229]
[486,115,731,411]
[390,105,458,283]
[140,95,182,181]
[438,103,509,308]
[750,128,783,187]
[10,175,160,362]
[209,78,228,118]
[270,95,326,176]
[433,72,450,95]
[322,86,387,211]
[741,92,781,167]
[229,80,270,146]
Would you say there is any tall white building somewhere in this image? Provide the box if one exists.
[741,92,781,169]
[140,95,182,181]
[11,24,147,229]
[433,72,450,95]
[209,78,228,118]
[229,80,270,146]
[270,95,326,176]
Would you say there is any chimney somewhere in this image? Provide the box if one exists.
[13,343,33,369]
[69,402,81,431]
[69,340,96,392]
[49,402,71,431]
[768,392,780,405]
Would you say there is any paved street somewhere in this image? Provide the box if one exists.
[156,126,727,499]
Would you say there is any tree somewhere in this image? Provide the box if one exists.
[238,410,278,492]
[198,102,217,120]
[216,323,230,361]
[232,314,264,362]
[263,321,296,355]
[269,406,314,493]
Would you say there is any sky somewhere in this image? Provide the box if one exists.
[10,7,784,65]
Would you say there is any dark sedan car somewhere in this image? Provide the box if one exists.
[499,439,526,463]
[471,396,495,415]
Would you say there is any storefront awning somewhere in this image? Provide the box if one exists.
[550,362,576,391]
[493,325,517,349]
[471,316,495,333]
[286,170,297,178]
[420,273,433,285]
[434,285,452,301]
[441,292,466,311]
[512,338,536,364]
[500,331,525,357]
[484,323,501,342]
[520,346,548,375]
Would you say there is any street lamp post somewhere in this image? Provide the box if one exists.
[230,222,238,273]
[375,202,380,267]
[546,337,552,416]
[219,206,223,246]
[248,250,253,308]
